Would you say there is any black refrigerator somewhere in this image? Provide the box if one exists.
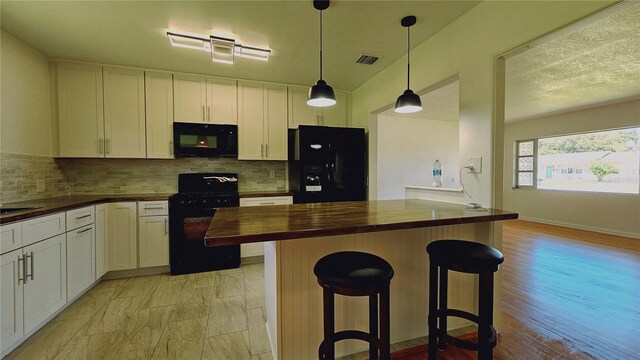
[288,125,366,204]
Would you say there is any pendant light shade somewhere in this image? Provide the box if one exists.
[308,0,336,107]
[395,16,422,114]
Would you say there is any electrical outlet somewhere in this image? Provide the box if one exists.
[269,170,276,179]
[467,156,482,173]
[37,180,45,192]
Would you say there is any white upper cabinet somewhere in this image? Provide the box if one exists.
[103,67,146,158]
[238,81,287,160]
[145,71,174,159]
[287,85,349,128]
[57,62,104,157]
[173,74,237,124]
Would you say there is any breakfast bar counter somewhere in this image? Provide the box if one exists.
[205,199,518,360]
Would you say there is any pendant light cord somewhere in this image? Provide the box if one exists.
[406,24,411,90]
[319,10,323,81]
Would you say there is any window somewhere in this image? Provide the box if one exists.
[515,127,640,194]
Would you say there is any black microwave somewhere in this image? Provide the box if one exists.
[173,122,238,158]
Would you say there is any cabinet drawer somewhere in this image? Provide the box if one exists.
[240,196,293,207]
[66,206,95,231]
[138,201,168,216]
[0,222,22,255]
[22,213,65,247]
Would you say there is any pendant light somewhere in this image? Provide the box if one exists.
[395,16,422,114]
[307,0,336,107]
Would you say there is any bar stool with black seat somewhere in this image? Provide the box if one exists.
[426,240,504,360]
[314,251,394,360]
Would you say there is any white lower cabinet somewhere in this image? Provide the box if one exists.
[138,201,169,268]
[22,234,67,335]
[66,225,95,300]
[95,204,108,278]
[239,196,292,257]
[1,249,24,354]
[107,202,138,271]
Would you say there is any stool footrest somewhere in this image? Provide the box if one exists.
[321,330,380,345]
[439,308,479,323]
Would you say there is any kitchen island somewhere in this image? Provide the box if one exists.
[205,199,518,359]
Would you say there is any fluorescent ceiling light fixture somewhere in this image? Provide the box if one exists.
[167,32,210,52]
[168,31,270,64]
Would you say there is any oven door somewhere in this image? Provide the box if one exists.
[173,122,238,158]
[169,204,240,275]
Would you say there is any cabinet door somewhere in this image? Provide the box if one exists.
[1,250,24,354]
[66,225,95,300]
[103,67,146,158]
[107,202,138,271]
[95,204,108,278]
[23,234,67,334]
[287,85,320,129]
[238,81,265,160]
[57,62,104,157]
[264,84,288,160]
[321,90,348,127]
[138,216,169,268]
[145,71,174,159]
[173,74,207,123]
[207,77,238,125]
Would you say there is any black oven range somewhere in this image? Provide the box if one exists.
[168,173,240,275]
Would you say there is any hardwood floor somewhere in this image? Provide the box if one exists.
[5,220,639,359]
[389,220,640,360]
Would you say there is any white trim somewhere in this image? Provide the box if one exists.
[405,185,463,193]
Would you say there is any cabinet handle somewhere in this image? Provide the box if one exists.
[26,252,34,281]
[75,214,91,220]
[106,139,111,155]
[259,202,276,205]
[164,219,168,235]
[265,144,268,158]
[17,255,25,284]
[144,206,165,210]
[261,144,264,158]
[77,227,93,234]
[202,105,206,121]
[208,106,211,122]
[169,141,173,155]
[98,138,104,154]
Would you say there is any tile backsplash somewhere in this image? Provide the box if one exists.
[0,152,70,203]
[1,152,286,203]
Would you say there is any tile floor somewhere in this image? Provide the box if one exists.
[6,264,272,360]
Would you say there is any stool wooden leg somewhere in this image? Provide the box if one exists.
[321,286,335,360]
[438,267,448,350]
[428,262,438,360]
[379,286,391,360]
[478,271,494,360]
[369,293,379,360]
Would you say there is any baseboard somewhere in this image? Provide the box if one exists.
[241,255,264,265]
[518,216,640,239]
[102,265,170,279]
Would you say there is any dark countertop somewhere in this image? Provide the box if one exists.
[0,194,172,224]
[205,199,518,246]
[238,191,293,198]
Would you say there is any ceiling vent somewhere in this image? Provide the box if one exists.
[354,54,380,65]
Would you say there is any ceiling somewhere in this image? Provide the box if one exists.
[0,0,480,91]
[505,2,640,122]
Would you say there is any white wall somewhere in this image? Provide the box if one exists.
[504,100,640,238]
[352,1,615,207]
[372,114,458,200]
[1,30,52,156]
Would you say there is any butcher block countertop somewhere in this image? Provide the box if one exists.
[0,194,172,224]
[205,199,518,246]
